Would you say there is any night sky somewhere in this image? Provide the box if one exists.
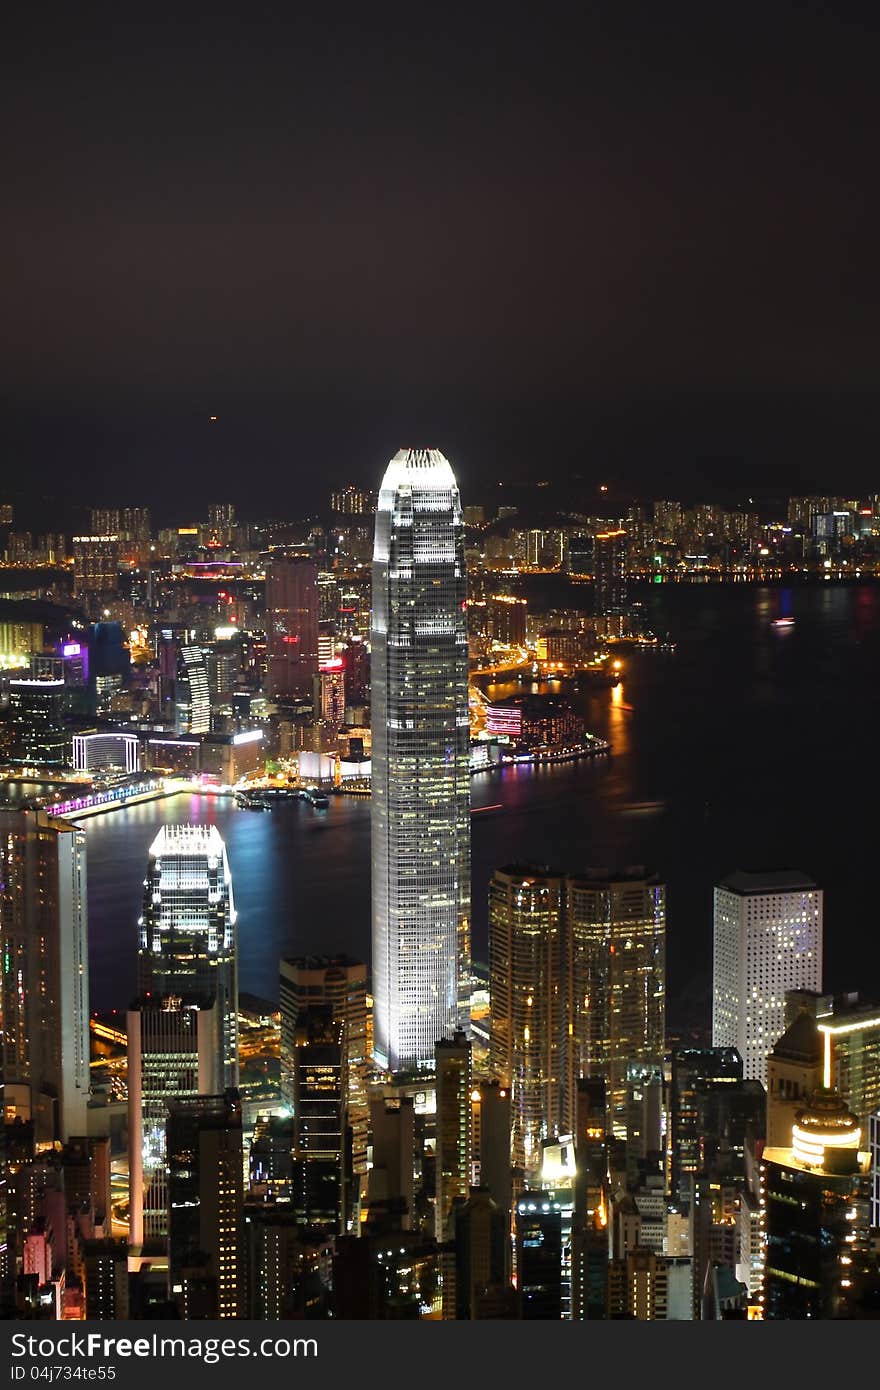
[4,3,880,520]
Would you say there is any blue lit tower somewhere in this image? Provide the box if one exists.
[371,449,471,1071]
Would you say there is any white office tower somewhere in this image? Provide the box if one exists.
[371,448,471,1071]
[712,870,822,1086]
[138,824,239,1088]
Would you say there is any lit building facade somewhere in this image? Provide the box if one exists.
[762,1088,872,1319]
[266,555,319,700]
[72,536,119,596]
[434,1031,473,1240]
[712,871,822,1086]
[567,871,666,1138]
[593,530,628,635]
[166,1089,244,1319]
[0,809,90,1143]
[489,866,565,1168]
[371,448,471,1071]
[128,997,221,1249]
[279,955,368,1175]
[138,824,239,1090]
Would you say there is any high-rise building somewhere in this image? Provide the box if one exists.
[176,644,211,734]
[166,1089,244,1319]
[669,1048,744,1200]
[486,594,527,647]
[516,1192,563,1319]
[291,1008,347,1233]
[469,1080,512,1240]
[434,1032,473,1240]
[331,485,372,516]
[279,955,368,1175]
[567,870,666,1139]
[127,996,221,1248]
[0,809,90,1143]
[818,1000,880,1127]
[371,448,471,1071]
[82,1239,130,1320]
[450,1187,508,1320]
[266,555,319,700]
[5,677,69,766]
[138,824,239,1090]
[762,1088,872,1319]
[712,871,823,1086]
[488,866,566,1168]
[72,536,120,596]
[366,1095,416,1230]
[593,530,628,635]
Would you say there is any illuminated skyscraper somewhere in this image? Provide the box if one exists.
[128,997,221,1249]
[166,1089,244,1319]
[138,825,239,1088]
[762,1088,872,1319]
[279,955,368,1176]
[712,871,822,1086]
[488,866,566,1168]
[371,448,471,1072]
[266,555,319,700]
[593,529,628,636]
[567,870,666,1140]
[434,1031,472,1240]
[176,643,211,734]
[0,809,90,1143]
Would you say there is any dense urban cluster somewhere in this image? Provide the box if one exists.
[0,457,878,1322]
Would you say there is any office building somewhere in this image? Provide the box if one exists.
[487,594,527,647]
[469,1080,512,1236]
[567,870,666,1138]
[291,1008,347,1233]
[127,997,221,1249]
[266,555,319,700]
[5,677,69,766]
[450,1188,508,1320]
[762,1088,872,1318]
[82,1239,129,1320]
[434,1032,473,1240]
[138,824,239,1090]
[489,866,566,1168]
[0,810,90,1143]
[371,448,471,1071]
[712,871,822,1085]
[670,1048,744,1200]
[818,1000,880,1126]
[176,643,211,734]
[279,955,368,1176]
[166,1090,244,1319]
[516,1193,563,1319]
[331,485,372,516]
[593,530,628,635]
[72,535,119,596]
[366,1095,416,1230]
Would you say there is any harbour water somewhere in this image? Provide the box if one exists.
[64,582,880,1032]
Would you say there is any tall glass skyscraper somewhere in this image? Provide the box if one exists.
[137,824,239,1088]
[371,448,471,1072]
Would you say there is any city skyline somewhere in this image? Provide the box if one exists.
[3,0,880,1330]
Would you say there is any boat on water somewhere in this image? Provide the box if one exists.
[771,616,795,628]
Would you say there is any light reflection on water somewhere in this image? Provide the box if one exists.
[38,583,880,1030]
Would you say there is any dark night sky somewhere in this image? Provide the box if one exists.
[4,2,880,520]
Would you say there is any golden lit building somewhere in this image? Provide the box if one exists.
[567,871,666,1138]
[489,866,565,1168]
